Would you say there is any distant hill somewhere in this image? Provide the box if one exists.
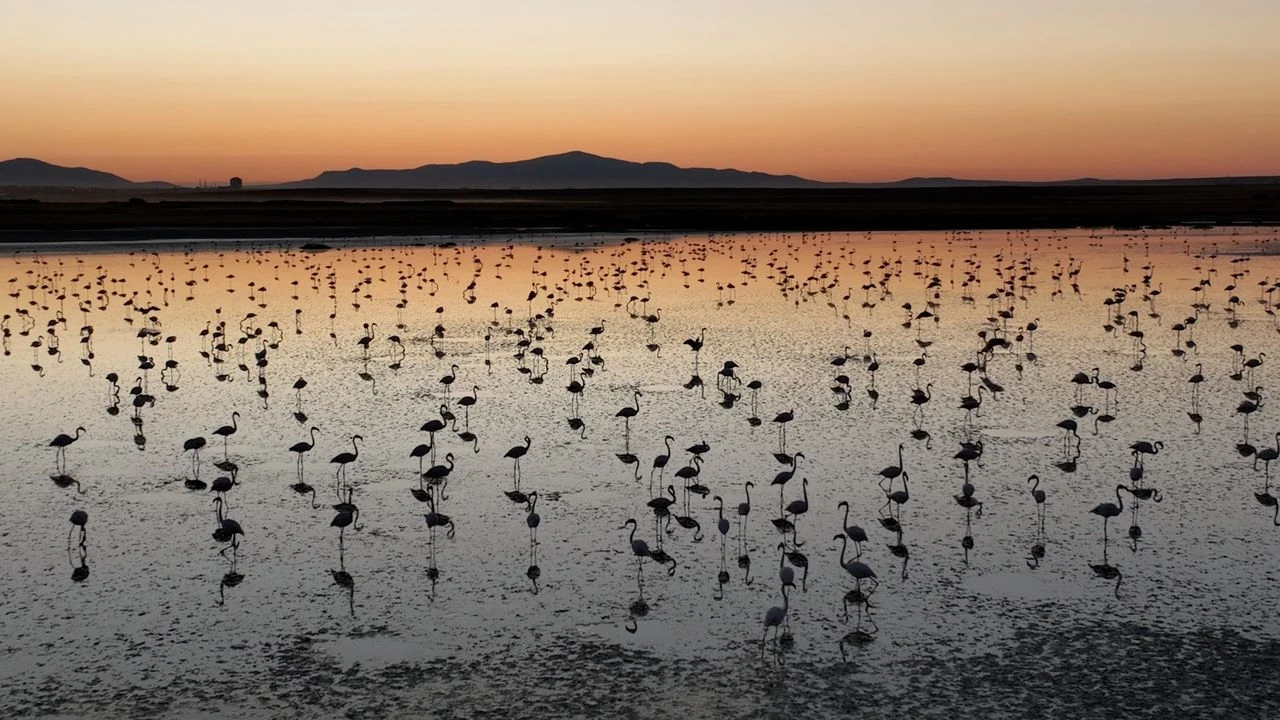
[5,152,1277,191]
[285,152,1280,190]
[0,158,172,189]
[286,150,836,190]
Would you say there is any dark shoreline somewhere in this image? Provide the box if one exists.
[1,185,1278,242]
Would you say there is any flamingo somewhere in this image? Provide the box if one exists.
[50,426,86,473]
[437,363,459,399]
[878,444,905,481]
[505,435,531,486]
[834,534,878,592]
[457,385,479,426]
[1028,474,1046,527]
[1255,432,1280,478]
[289,426,319,478]
[773,409,795,450]
[737,482,754,520]
[410,443,433,477]
[761,580,794,651]
[211,497,244,551]
[1090,485,1130,543]
[423,494,456,538]
[621,518,651,588]
[713,496,730,536]
[674,456,702,484]
[424,453,455,487]
[183,436,207,478]
[1129,440,1164,456]
[784,477,809,525]
[330,434,363,488]
[331,503,361,539]
[212,411,240,457]
[881,472,910,518]
[526,491,541,545]
[616,389,642,435]
[651,435,674,480]
[836,501,868,556]
[68,509,88,544]
[648,485,677,515]
[771,452,804,509]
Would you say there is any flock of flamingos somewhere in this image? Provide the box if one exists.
[8,229,1280,655]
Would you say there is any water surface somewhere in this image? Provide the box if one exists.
[3,228,1280,718]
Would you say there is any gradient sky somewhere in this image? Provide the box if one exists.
[2,0,1278,184]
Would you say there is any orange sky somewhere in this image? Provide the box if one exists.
[2,1,1278,184]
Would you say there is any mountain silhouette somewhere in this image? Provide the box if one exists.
[285,153,1280,189]
[0,158,134,188]
[0,158,174,189]
[4,153,1276,191]
[287,151,836,189]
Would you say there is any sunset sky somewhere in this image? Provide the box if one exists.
[2,0,1278,184]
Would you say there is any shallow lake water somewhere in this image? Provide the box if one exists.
[3,227,1280,718]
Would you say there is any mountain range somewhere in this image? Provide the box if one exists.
[2,152,1277,190]
[286,150,829,189]
[0,158,173,189]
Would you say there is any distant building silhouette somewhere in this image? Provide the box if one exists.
[229,176,243,190]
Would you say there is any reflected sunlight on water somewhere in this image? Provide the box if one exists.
[2,227,1280,718]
